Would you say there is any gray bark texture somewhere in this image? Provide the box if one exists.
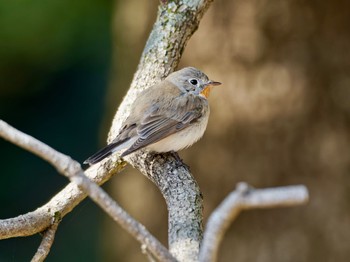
[107,1,215,261]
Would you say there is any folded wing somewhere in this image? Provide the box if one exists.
[121,96,204,156]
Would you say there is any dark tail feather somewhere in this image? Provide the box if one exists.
[84,140,126,165]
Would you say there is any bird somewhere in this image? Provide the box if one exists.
[84,67,221,165]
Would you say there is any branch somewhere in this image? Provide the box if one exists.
[199,182,309,262]
[0,122,124,239]
[31,222,59,262]
[0,120,177,262]
[108,1,215,261]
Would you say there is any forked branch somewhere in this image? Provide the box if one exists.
[199,182,309,262]
[0,120,176,262]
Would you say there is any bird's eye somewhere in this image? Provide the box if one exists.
[189,79,198,86]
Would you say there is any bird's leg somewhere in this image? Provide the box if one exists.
[171,151,184,164]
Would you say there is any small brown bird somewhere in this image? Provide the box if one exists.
[84,67,221,165]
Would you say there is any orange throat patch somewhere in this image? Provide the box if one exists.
[200,86,211,98]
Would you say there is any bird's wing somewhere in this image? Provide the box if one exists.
[83,137,133,165]
[121,96,204,156]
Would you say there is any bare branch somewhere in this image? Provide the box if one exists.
[0,120,177,262]
[199,182,309,262]
[0,120,124,239]
[31,222,59,262]
[141,244,157,262]
[68,167,177,262]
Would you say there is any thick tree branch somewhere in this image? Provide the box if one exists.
[108,1,215,261]
[130,153,203,262]
[199,182,309,262]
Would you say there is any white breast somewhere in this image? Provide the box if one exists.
[147,111,210,153]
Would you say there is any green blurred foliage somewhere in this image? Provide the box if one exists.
[0,0,114,261]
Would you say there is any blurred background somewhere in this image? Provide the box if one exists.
[1,0,350,261]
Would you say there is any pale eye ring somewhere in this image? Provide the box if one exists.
[189,78,198,86]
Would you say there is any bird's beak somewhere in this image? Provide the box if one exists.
[200,80,222,98]
[207,80,222,87]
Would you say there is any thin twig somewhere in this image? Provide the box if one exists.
[31,222,59,262]
[0,120,177,262]
[141,244,157,262]
[199,182,309,262]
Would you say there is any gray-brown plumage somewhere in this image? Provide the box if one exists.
[84,67,221,165]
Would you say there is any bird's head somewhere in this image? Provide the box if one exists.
[166,67,221,98]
